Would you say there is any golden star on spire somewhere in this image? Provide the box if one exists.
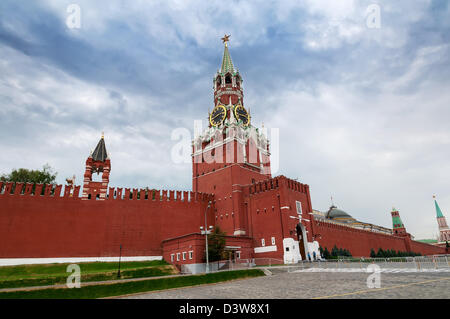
[221,34,231,46]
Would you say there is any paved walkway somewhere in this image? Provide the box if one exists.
[119,271,450,299]
[294,268,450,273]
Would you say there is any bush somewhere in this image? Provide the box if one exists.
[320,245,351,259]
[371,248,422,258]
[331,245,339,257]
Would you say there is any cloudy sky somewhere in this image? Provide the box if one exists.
[0,0,449,239]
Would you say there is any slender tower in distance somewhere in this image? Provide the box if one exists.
[433,196,450,244]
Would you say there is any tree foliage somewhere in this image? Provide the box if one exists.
[320,245,351,259]
[0,164,57,184]
[207,226,226,262]
[323,247,331,259]
[374,247,421,258]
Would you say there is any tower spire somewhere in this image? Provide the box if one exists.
[92,135,108,162]
[434,195,444,218]
[213,34,245,119]
[433,195,450,243]
[221,34,234,74]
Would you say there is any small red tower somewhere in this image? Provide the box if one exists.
[82,134,111,200]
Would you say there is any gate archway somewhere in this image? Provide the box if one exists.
[296,223,308,260]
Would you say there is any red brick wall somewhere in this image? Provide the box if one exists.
[162,233,253,267]
[314,220,447,257]
[0,182,214,258]
[1,181,445,261]
[162,234,205,265]
[409,239,447,256]
[194,163,271,236]
[244,176,314,260]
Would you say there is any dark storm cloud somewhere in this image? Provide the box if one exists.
[0,1,212,105]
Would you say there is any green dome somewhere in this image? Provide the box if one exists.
[326,206,354,220]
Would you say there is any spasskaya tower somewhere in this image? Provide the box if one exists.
[192,35,271,236]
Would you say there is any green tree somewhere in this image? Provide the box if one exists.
[331,245,339,257]
[386,249,392,258]
[1,164,57,184]
[207,226,226,262]
[323,247,331,259]
[376,248,384,258]
[370,248,376,258]
[344,249,352,257]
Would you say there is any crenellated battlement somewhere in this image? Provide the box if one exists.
[107,187,213,202]
[0,182,214,203]
[0,181,80,199]
[247,178,279,195]
[247,175,309,195]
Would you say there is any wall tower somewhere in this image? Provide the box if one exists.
[192,35,271,236]
[82,134,111,200]
[434,196,450,243]
[391,208,408,236]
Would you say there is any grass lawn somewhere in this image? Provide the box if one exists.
[0,260,175,289]
[0,269,265,299]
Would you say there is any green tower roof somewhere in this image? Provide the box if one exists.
[434,199,444,218]
[392,215,404,229]
[221,44,235,74]
[391,208,404,229]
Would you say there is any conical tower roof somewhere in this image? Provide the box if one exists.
[434,198,444,218]
[221,39,235,74]
[91,135,108,162]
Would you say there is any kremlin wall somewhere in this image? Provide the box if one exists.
[0,177,445,267]
[0,38,447,270]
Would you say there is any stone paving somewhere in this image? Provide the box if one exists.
[120,270,450,299]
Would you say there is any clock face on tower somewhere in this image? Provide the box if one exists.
[209,105,227,127]
[234,105,250,126]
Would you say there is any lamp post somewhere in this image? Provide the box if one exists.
[202,201,212,273]
[117,244,122,278]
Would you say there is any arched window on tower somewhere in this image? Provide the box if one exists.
[225,74,232,84]
[216,76,222,88]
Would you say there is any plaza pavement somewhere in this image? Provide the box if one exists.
[119,270,450,299]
